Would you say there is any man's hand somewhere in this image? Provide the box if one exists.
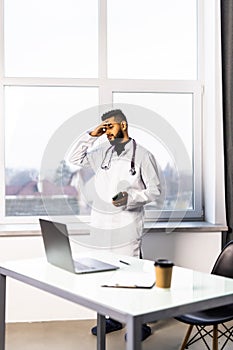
[89,122,109,137]
[112,191,128,207]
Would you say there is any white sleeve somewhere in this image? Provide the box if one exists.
[68,132,98,167]
[126,152,161,210]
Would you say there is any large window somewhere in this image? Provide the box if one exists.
[0,0,202,223]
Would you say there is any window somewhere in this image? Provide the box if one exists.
[4,0,98,77]
[0,0,202,223]
[107,0,197,80]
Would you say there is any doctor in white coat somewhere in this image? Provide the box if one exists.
[69,109,161,255]
[69,109,161,341]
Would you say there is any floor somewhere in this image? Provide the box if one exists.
[5,318,233,350]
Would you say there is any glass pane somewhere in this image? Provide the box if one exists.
[108,0,197,79]
[4,0,98,78]
[5,86,98,216]
[113,93,193,213]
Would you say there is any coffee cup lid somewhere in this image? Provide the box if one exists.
[154,259,174,268]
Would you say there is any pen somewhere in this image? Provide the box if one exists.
[119,260,130,265]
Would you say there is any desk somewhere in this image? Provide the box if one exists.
[1,254,233,350]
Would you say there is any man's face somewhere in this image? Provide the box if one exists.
[102,117,124,144]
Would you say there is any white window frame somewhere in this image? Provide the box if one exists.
[0,0,203,224]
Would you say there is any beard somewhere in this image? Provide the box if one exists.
[109,129,124,146]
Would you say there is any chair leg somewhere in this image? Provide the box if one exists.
[213,324,218,350]
[180,325,194,350]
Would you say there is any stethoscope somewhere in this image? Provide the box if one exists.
[101,139,137,175]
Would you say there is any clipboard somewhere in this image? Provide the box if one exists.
[101,282,155,289]
[101,271,155,289]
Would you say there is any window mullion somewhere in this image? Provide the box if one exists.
[107,79,201,93]
[197,0,204,81]
[98,0,107,80]
[98,0,109,106]
[2,77,101,87]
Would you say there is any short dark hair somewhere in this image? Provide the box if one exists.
[101,109,127,123]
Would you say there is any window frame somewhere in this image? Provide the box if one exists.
[0,0,203,224]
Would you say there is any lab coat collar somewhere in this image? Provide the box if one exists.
[101,138,133,169]
[113,138,132,156]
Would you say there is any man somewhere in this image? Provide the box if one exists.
[69,109,161,341]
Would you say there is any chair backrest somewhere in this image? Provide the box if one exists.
[211,240,233,278]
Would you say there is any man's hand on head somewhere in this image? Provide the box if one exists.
[112,191,128,207]
[89,122,110,137]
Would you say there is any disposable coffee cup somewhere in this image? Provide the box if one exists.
[154,259,174,289]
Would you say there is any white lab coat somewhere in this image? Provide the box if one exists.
[69,133,160,257]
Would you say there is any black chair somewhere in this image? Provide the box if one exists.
[175,240,233,350]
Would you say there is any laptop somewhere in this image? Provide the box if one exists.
[39,218,119,274]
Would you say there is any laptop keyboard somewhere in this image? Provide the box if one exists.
[74,261,95,271]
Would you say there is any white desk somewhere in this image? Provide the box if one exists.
[1,254,233,350]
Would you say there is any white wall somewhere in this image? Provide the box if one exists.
[0,232,222,322]
[142,231,222,273]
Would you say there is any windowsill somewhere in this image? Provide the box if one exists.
[144,221,228,232]
[0,222,90,237]
[0,221,228,237]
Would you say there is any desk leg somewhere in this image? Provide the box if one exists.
[97,313,106,350]
[126,317,141,350]
[0,274,6,350]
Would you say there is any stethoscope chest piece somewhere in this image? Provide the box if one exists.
[129,168,136,176]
